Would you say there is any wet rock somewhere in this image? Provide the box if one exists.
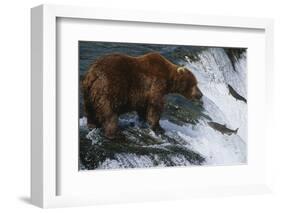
[163,94,211,125]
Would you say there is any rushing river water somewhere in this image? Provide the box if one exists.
[79,41,247,170]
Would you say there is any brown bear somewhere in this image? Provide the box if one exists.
[82,52,202,139]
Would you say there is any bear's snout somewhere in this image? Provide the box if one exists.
[183,85,203,101]
[194,87,203,100]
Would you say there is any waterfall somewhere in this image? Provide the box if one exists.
[184,48,247,141]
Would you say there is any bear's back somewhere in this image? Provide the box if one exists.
[93,54,138,88]
[82,52,179,115]
[90,52,175,78]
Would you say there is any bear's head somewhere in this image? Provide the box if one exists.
[173,67,203,101]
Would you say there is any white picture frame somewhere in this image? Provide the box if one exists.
[31,4,274,208]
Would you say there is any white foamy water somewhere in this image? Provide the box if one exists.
[160,120,246,165]
[176,48,247,165]
[185,48,247,141]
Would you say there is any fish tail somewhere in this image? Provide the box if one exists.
[234,128,239,134]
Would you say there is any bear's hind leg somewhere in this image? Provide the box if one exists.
[84,102,100,128]
[102,114,119,139]
[87,116,99,129]
[83,89,101,128]
[97,100,119,139]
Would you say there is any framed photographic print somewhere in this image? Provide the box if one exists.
[31,4,274,208]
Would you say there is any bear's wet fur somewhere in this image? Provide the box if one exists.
[82,52,202,139]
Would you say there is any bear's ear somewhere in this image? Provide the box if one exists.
[177,66,186,74]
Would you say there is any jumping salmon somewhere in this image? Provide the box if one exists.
[228,84,247,103]
[208,121,238,135]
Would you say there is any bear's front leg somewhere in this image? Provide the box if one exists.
[146,80,167,135]
[146,103,165,135]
